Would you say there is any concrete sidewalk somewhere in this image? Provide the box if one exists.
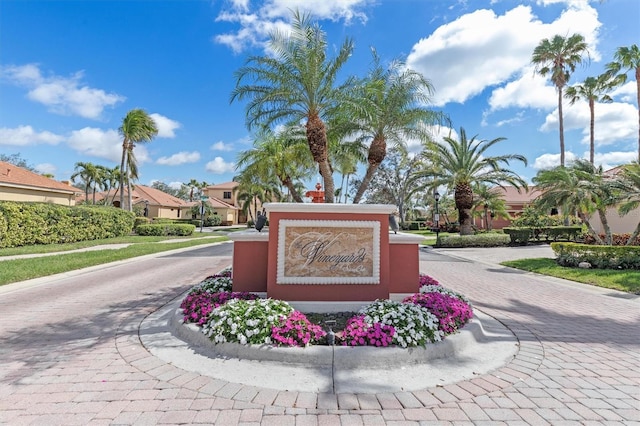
[0,244,638,425]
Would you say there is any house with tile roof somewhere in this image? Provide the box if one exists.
[0,161,82,206]
[83,184,191,219]
[203,181,245,224]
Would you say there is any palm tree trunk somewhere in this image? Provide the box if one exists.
[626,221,640,246]
[352,163,379,204]
[306,113,334,203]
[340,174,346,203]
[579,212,604,245]
[353,136,387,204]
[597,208,612,245]
[636,71,640,163]
[282,177,303,203]
[589,99,595,164]
[558,87,566,167]
[119,140,127,209]
[126,159,132,212]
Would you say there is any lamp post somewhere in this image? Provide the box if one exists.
[200,195,207,233]
[434,191,440,246]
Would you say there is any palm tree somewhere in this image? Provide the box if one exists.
[118,109,158,211]
[230,10,355,203]
[184,179,200,202]
[472,183,511,231]
[532,33,589,167]
[565,73,615,164]
[236,126,314,203]
[234,174,282,223]
[605,44,640,161]
[533,159,616,244]
[613,162,640,245]
[421,127,527,235]
[70,162,101,204]
[349,52,445,204]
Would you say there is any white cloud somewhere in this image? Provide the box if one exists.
[205,156,236,174]
[149,113,181,138]
[211,141,234,151]
[34,163,57,176]
[156,151,201,165]
[610,81,637,103]
[0,125,64,146]
[533,151,578,169]
[488,68,557,111]
[168,181,184,190]
[213,0,369,53]
[67,127,122,162]
[539,101,637,147]
[1,64,125,119]
[406,3,601,106]
[593,151,637,171]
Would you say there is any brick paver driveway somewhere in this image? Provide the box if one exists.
[0,243,638,425]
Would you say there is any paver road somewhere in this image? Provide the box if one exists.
[0,242,638,425]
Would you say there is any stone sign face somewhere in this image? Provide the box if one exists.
[276,220,381,284]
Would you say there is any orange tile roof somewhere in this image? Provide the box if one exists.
[0,161,82,194]
[83,184,188,207]
[490,186,541,204]
[206,181,239,190]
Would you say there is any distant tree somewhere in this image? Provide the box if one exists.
[421,127,527,235]
[234,174,282,223]
[605,44,640,161]
[0,153,36,172]
[118,109,158,211]
[615,162,640,245]
[360,149,430,224]
[533,159,616,244]
[235,126,314,203]
[532,34,589,166]
[565,73,615,164]
[231,10,355,202]
[71,162,101,204]
[150,181,181,198]
[471,183,511,231]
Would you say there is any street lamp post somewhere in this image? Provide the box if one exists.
[434,191,440,247]
[200,196,207,233]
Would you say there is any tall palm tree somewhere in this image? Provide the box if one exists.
[230,10,355,203]
[605,44,640,161]
[350,52,445,204]
[118,109,158,211]
[532,33,589,167]
[236,126,314,203]
[421,127,527,235]
[565,73,615,164]
[533,159,616,244]
[615,162,640,245]
[185,179,200,202]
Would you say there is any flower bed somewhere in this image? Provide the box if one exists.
[180,272,473,348]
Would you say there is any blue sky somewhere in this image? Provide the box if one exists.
[1,0,638,193]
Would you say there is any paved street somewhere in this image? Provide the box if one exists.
[0,242,639,425]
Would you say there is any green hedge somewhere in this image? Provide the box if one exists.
[135,223,196,236]
[551,242,640,270]
[0,202,135,248]
[503,226,582,245]
[438,233,510,248]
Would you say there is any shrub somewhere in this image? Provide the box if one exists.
[502,227,532,245]
[582,233,640,246]
[202,298,294,345]
[359,300,443,347]
[438,233,510,248]
[0,202,134,248]
[403,293,473,335]
[135,223,195,236]
[204,214,223,227]
[271,311,327,347]
[551,242,640,270]
[339,315,395,347]
[181,291,259,325]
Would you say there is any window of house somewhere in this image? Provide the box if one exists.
[223,191,232,199]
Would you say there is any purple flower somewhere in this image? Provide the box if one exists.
[403,293,473,335]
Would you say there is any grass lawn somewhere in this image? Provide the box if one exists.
[502,258,640,294]
[0,236,229,286]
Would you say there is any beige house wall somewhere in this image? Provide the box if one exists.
[589,208,640,234]
[0,186,76,206]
